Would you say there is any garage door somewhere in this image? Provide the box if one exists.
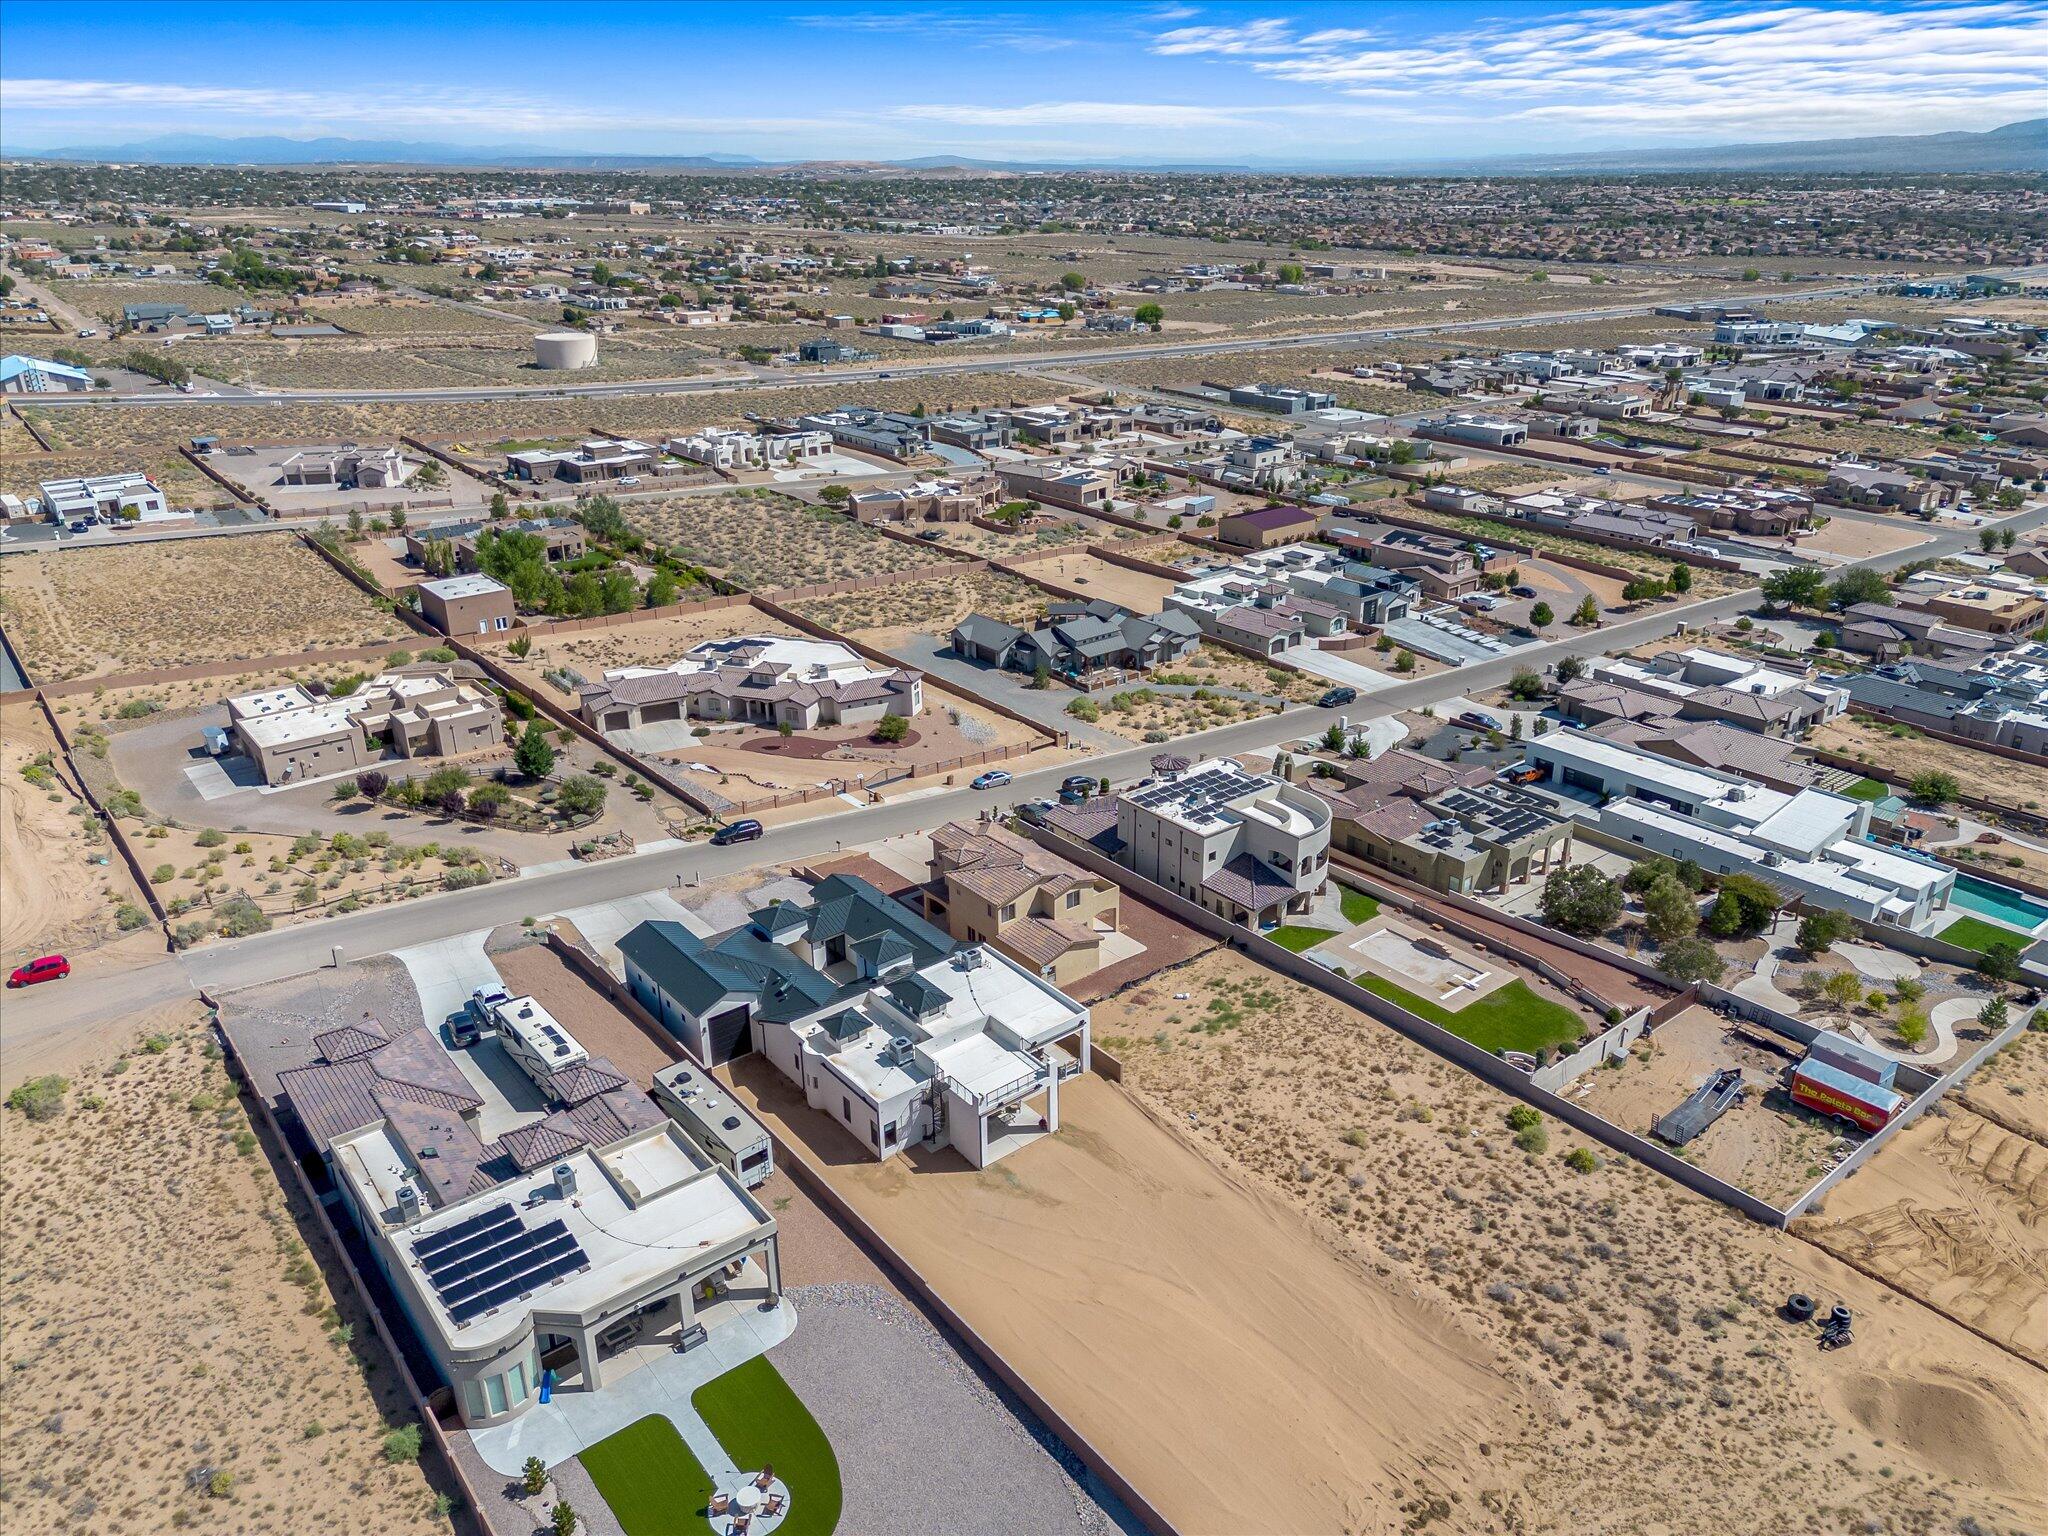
[707,1006,753,1064]
[641,701,683,725]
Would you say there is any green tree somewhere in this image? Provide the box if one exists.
[522,1458,549,1497]
[1133,302,1164,328]
[1978,995,2009,1030]
[1705,873,1780,938]
[1642,875,1699,945]
[1506,667,1545,701]
[1539,863,1624,937]
[475,528,563,611]
[1670,562,1692,593]
[1894,1007,1929,1049]
[597,570,638,615]
[1907,771,1959,807]
[513,721,556,780]
[1658,937,1726,984]
[411,458,445,490]
[1569,595,1600,626]
[551,1502,579,1536]
[644,569,678,608]
[1828,568,1892,609]
[1822,970,1866,1010]
[1059,271,1085,291]
[1553,652,1584,683]
[871,712,909,743]
[1276,262,1306,284]
[1761,566,1828,608]
[1977,941,2024,986]
[1796,909,1856,955]
[556,775,607,817]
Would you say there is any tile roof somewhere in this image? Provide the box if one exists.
[1201,851,1300,910]
[278,1027,483,1151]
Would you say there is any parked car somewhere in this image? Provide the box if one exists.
[1061,774,1099,796]
[617,475,641,487]
[1317,686,1358,708]
[971,769,1012,790]
[710,818,764,846]
[1591,466,1612,476]
[1511,585,1537,598]
[7,955,70,988]
[77,327,98,338]
[1015,799,1056,826]
[66,519,91,534]
[451,986,509,1048]
[1456,710,1501,732]
[916,529,946,542]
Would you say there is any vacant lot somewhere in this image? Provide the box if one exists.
[1797,1105,2048,1368]
[1016,549,1177,613]
[0,537,410,681]
[625,493,949,591]
[793,568,1047,649]
[1961,1025,2048,1144]
[726,1060,1512,1536]
[0,1004,447,1536]
[1095,947,2048,1535]
[1812,716,2048,811]
[0,701,155,968]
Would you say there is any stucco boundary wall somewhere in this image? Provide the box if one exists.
[210,998,507,1536]
[177,442,267,511]
[7,400,55,451]
[1036,827,1791,1226]
[32,687,174,936]
[1410,429,1740,490]
[1835,708,2048,773]
[533,932,1182,1536]
[298,528,442,640]
[0,519,307,560]
[1530,985,1698,1094]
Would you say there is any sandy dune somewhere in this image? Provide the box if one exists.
[727,1061,1515,1536]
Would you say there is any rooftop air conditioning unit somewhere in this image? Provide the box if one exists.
[957,948,984,971]
[553,1163,577,1199]
[395,1183,423,1222]
[888,1036,915,1067]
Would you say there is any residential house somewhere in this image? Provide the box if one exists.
[1109,757,1332,928]
[279,446,414,489]
[1823,463,1957,515]
[1587,648,1847,737]
[577,635,920,736]
[950,600,1201,680]
[923,821,1121,987]
[1311,753,1573,897]
[1217,503,1319,549]
[994,461,1113,514]
[405,516,587,574]
[1226,383,1334,415]
[849,474,1000,525]
[796,407,929,460]
[37,472,172,523]
[227,666,505,786]
[418,574,515,638]
[505,438,660,485]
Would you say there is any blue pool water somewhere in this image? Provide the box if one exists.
[1950,873,2048,934]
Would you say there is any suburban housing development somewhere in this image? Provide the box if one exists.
[578,634,922,735]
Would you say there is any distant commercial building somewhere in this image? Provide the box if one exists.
[0,353,92,393]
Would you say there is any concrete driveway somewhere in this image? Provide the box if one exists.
[392,929,501,1032]
[1285,645,1405,693]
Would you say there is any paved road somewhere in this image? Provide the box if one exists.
[20,494,2042,1047]
[22,280,1896,409]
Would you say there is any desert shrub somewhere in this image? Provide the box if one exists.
[115,902,150,930]
[555,775,606,817]
[115,697,163,719]
[871,712,909,743]
[355,770,389,799]
[217,896,271,936]
[1563,1147,1598,1173]
[443,865,492,891]
[382,1424,423,1463]
[6,1074,68,1121]
[195,828,226,848]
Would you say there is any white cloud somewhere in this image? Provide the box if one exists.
[1150,0,2048,140]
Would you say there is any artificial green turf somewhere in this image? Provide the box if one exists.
[579,1414,715,1536]
[1340,887,1381,924]
[1267,925,1339,953]
[1357,975,1585,1055]
[1934,914,2027,953]
[1841,777,1892,802]
[693,1356,842,1536]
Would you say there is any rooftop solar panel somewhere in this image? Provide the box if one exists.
[418,1209,590,1325]
[413,1203,514,1259]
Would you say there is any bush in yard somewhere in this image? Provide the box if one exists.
[522,1458,548,1496]
[217,896,270,937]
[1796,909,1855,956]
[514,721,557,780]
[1506,667,1545,701]
[508,633,533,659]
[1564,1147,1599,1173]
[437,789,467,818]
[1570,595,1600,626]
[467,783,508,817]
[1514,1121,1549,1155]
[551,1503,579,1536]
[1554,653,1584,684]
[1894,1007,1929,1049]
[382,1424,423,1464]
[871,712,909,743]
[1393,648,1416,673]
[355,770,388,799]
[6,1074,68,1121]
[1657,937,1725,984]
[1539,863,1623,937]
[1066,697,1100,721]
[1822,970,1866,1009]
[421,765,472,801]
[443,865,492,891]
[556,775,607,818]
[115,902,150,930]
[1641,875,1699,945]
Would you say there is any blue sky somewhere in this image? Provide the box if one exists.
[2,1,2043,162]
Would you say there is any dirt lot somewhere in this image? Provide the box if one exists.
[624,492,950,591]
[0,536,410,682]
[1960,1025,2048,1144]
[792,568,1048,649]
[0,1003,447,1536]
[1571,1004,1844,1204]
[1789,517,1934,562]
[929,519,1097,559]
[0,701,156,969]
[1015,549,1178,613]
[1796,1104,2048,1368]
[1812,716,2048,811]
[726,1060,1512,1536]
[1095,947,2048,1535]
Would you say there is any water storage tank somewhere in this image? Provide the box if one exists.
[534,331,597,370]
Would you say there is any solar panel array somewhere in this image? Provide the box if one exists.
[1128,766,1264,823]
[412,1202,591,1327]
[1434,785,1557,843]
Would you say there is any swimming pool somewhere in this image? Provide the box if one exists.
[1949,873,2048,934]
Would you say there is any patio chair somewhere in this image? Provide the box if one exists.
[755,1464,775,1490]
[765,1492,786,1516]
[709,1491,730,1517]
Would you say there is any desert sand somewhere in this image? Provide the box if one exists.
[726,1059,1514,1536]
[1093,949,2048,1535]
[0,1003,446,1536]
[1796,1105,2048,1368]
[0,701,155,965]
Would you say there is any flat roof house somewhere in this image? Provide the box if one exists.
[505,438,660,485]
[279,446,414,490]
[256,1006,778,1429]
[1526,733,1954,931]
[1226,383,1335,415]
[578,634,920,736]
[39,472,173,523]
[994,461,1114,513]
[418,574,516,637]
[1115,757,1332,929]
[227,666,505,786]
[0,353,93,393]
[850,473,1000,525]
[795,407,929,460]
[620,873,1089,1169]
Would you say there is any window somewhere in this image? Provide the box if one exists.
[1066,891,1080,908]
[464,1378,488,1421]
[494,616,510,631]
[1002,904,1017,921]
[842,1096,852,1123]
[505,1359,528,1403]
[485,1373,509,1416]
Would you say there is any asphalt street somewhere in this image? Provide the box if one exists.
[11,492,2039,1053]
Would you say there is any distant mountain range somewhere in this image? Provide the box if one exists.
[8,118,2043,175]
